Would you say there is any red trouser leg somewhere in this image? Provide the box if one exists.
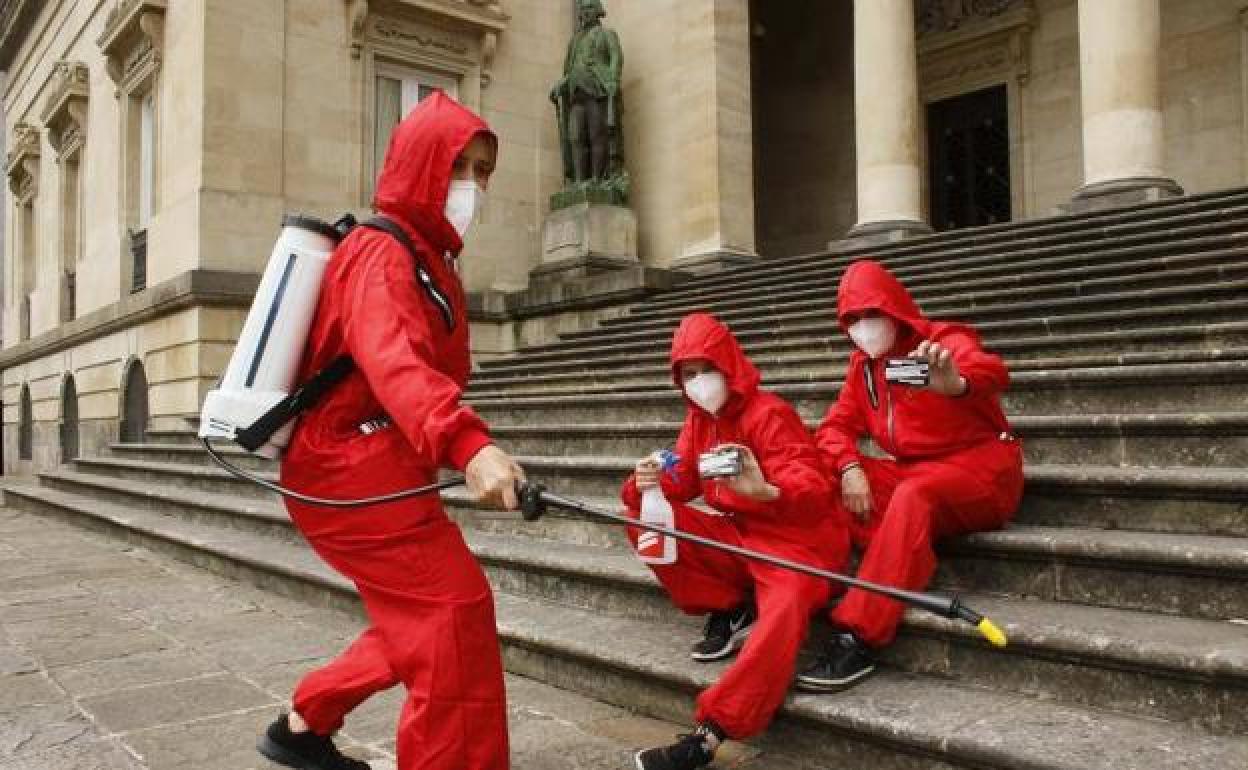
[695,562,832,738]
[293,627,399,735]
[625,502,753,615]
[832,442,1023,648]
[292,516,509,770]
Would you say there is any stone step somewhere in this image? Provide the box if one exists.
[643,189,1248,305]
[469,360,1248,422]
[635,221,1248,320]
[6,479,1248,759]
[471,319,1248,387]
[108,441,277,472]
[589,237,1248,337]
[468,346,1248,400]
[486,412,1248,470]
[476,295,1248,372]
[467,530,1248,733]
[497,455,1248,538]
[493,278,1248,364]
[45,455,1248,619]
[110,410,1248,480]
[462,486,1248,622]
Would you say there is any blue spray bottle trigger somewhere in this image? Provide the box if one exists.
[656,450,681,482]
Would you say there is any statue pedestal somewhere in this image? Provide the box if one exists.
[535,202,638,286]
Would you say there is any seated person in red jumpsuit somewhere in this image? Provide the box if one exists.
[796,259,1024,693]
[256,92,525,770]
[624,312,850,770]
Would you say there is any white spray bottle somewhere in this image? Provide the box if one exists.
[637,449,679,565]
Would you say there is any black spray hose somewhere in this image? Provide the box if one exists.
[517,482,1008,647]
[200,437,466,508]
[193,448,1006,646]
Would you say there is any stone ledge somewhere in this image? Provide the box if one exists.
[0,270,259,370]
[467,265,689,322]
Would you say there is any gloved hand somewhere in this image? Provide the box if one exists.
[713,444,779,502]
[907,339,967,397]
[634,455,661,491]
[466,444,526,510]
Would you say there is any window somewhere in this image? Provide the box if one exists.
[138,91,154,227]
[18,386,32,461]
[19,198,35,340]
[61,157,81,321]
[373,63,458,182]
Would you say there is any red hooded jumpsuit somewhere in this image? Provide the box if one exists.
[278,92,508,769]
[621,313,850,739]
[817,260,1024,648]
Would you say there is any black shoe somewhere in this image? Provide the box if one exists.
[795,631,877,693]
[691,601,756,662]
[257,713,371,770]
[634,723,723,770]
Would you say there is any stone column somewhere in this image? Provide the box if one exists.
[1072,0,1181,210]
[844,0,931,246]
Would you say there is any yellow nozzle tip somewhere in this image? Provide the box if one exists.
[978,618,1008,647]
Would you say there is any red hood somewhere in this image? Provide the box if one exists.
[670,313,760,414]
[837,259,934,340]
[372,90,496,255]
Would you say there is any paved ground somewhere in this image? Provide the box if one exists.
[0,509,806,770]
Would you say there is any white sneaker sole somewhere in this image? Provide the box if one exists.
[690,623,753,662]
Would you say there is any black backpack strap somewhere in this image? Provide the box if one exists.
[360,216,456,333]
[235,355,355,451]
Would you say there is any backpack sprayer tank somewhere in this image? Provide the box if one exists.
[198,215,342,458]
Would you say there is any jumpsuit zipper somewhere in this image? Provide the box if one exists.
[883,359,898,454]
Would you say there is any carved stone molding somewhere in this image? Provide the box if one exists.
[97,0,166,96]
[347,0,507,85]
[916,0,1025,36]
[6,121,40,199]
[41,61,90,160]
[917,0,1033,98]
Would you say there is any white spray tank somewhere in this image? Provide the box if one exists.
[637,449,680,565]
[198,215,342,458]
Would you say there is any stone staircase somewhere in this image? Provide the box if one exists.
[7,188,1248,768]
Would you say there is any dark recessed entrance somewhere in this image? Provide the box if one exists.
[927,84,1010,232]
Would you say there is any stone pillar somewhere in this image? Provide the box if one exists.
[843,0,931,247]
[669,0,757,274]
[1071,0,1181,210]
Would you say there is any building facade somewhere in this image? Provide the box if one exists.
[1,0,1245,472]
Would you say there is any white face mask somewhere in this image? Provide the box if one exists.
[445,179,485,238]
[684,370,729,415]
[847,316,897,358]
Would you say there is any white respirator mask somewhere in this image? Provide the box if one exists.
[847,316,897,359]
[684,370,729,415]
[445,179,485,238]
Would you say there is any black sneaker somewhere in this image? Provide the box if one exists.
[634,723,723,770]
[257,713,371,770]
[691,600,756,662]
[795,631,877,692]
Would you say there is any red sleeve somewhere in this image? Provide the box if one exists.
[815,361,867,475]
[342,237,491,472]
[746,401,833,518]
[620,419,702,509]
[939,328,1009,396]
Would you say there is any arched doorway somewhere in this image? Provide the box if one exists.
[18,385,32,461]
[120,359,149,443]
[60,376,79,461]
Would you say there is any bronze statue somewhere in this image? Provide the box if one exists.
[550,0,628,206]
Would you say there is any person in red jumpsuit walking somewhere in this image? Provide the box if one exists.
[625,313,850,770]
[796,259,1024,693]
[255,92,525,770]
